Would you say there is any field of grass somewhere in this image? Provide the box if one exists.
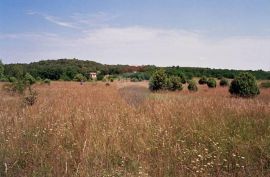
[1,81,270,176]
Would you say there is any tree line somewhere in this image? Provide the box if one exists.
[1,59,270,82]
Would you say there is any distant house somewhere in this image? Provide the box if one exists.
[89,72,97,79]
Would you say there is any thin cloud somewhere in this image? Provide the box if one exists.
[1,27,270,70]
[26,11,79,29]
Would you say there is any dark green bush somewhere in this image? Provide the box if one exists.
[167,76,183,91]
[207,78,216,88]
[188,80,198,92]
[149,69,168,91]
[229,72,260,97]
[198,76,208,85]
[220,78,229,87]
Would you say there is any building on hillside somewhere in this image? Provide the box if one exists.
[89,72,97,79]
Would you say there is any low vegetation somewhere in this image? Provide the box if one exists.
[1,81,269,176]
[260,81,270,88]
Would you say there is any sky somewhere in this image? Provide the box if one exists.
[0,0,270,70]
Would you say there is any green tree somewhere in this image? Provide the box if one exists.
[25,73,36,85]
[198,76,208,85]
[229,72,260,97]
[220,78,229,87]
[207,78,216,88]
[74,73,87,82]
[167,76,183,91]
[0,60,4,79]
[188,80,198,92]
[149,69,168,91]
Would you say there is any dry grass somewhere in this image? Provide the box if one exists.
[0,81,270,176]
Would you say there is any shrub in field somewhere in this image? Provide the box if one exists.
[167,76,183,91]
[188,80,198,91]
[149,69,168,91]
[198,76,208,85]
[207,78,216,88]
[25,73,36,85]
[131,78,139,82]
[8,77,17,83]
[229,72,260,97]
[23,90,38,106]
[220,78,229,87]
[110,78,114,82]
[260,82,270,88]
[0,77,8,82]
[178,73,187,84]
[74,73,87,82]
[105,83,110,86]
[44,79,51,85]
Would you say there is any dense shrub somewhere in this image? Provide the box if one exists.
[44,79,51,85]
[220,78,229,87]
[229,72,260,97]
[198,76,208,85]
[25,73,36,85]
[167,76,183,91]
[188,80,198,92]
[207,78,216,88]
[149,69,168,91]
[8,77,17,83]
[260,82,270,88]
[74,73,87,82]
[97,74,104,81]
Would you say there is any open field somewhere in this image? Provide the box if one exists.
[1,81,270,176]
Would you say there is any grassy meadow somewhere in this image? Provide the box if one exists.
[1,81,270,176]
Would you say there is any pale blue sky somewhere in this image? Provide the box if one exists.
[1,0,270,70]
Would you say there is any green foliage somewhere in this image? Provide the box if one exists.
[8,77,17,83]
[207,78,217,88]
[97,73,104,81]
[36,76,42,81]
[149,69,168,91]
[25,73,36,85]
[198,76,208,85]
[220,78,229,87]
[188,80,198,92]
[0,60,4,79]
[74,73,87,82]
[60,73,71,81]
[0,77,8,82]
[44,79,51,85]
[2,59,270,81]
[229,72,260,97]
[260,82,270,88]
[167,76,183,91]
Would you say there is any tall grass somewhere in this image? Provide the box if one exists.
[0,81,270,176]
